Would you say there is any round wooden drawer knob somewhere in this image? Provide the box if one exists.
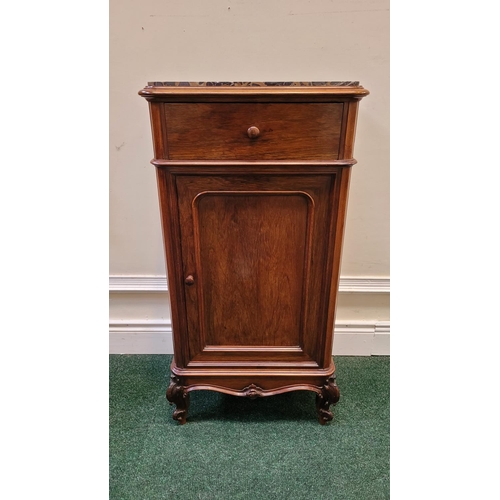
[185,275,195,286]
[247,126,260,139]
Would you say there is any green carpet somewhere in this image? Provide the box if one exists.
[110,355,389,499]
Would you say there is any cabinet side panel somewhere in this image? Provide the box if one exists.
[323,167,352,367]
[343,101,359,159]
[155,168,189,366]
[149,102,168,159]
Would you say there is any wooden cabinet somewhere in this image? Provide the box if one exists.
[139,82,368,424]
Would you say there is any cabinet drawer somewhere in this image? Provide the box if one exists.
[164,103,344,160]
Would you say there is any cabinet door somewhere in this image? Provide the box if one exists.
[175,171,340,368]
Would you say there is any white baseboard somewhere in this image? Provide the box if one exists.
[109,275,390,294]
[109,320,389,356]
[109,321,174,354]
[333,322,390,355]
[109,275,389,355]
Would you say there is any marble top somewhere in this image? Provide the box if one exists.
[146,81,360,87]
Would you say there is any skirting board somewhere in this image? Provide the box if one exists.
[109,275,390,294]
[109,321,390,356]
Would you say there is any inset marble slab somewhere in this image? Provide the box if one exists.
[146,81,360,87]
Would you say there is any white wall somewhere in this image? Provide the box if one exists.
[110,0,390,354]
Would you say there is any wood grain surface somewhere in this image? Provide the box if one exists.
[164,103,343,160]
[139,83,368,424]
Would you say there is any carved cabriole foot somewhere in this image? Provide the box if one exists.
[315,374,340,425]
[166,375,190,425]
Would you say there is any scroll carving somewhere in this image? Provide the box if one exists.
[315,374,341,425]
[166,375,190,425]
[241,383,265,399]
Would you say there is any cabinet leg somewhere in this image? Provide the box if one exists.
[315,374,340,425]
[166,375,190,425]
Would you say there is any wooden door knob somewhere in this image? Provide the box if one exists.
[247,126,260,139]
[185,275,195,286]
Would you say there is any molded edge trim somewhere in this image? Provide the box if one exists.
[139,86,370,98]
[184,383,323,397]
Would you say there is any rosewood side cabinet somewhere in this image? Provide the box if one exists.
[138,82,369,424]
